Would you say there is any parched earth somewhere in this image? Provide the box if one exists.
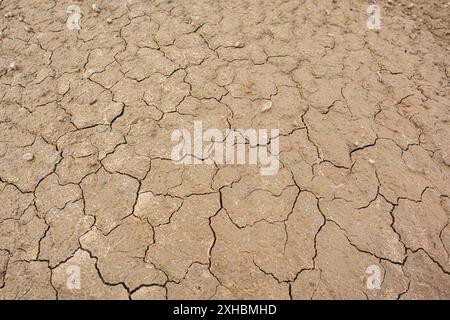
[0,0,449,300]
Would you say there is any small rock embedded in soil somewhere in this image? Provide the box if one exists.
[261,100,272,113]
[22,152,34,161]
[106,18,112,24]
[89,98,97,105]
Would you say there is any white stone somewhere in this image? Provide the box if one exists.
[261,100,272,113]
[22,152,34,161]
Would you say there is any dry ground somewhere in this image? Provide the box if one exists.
[0,0,449,299]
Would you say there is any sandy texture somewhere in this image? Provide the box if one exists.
[0,0,449,299]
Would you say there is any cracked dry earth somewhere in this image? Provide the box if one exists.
[0,0,449,300]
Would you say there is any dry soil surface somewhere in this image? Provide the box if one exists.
[0,0,449,300]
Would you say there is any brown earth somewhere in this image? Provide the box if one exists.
[0,0,449,299]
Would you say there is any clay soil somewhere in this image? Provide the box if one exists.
[0,0,449,299]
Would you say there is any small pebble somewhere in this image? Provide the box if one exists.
[8,62,17,71]
[106,18,112,24]
[24,25,32,33]
[22,152,34,161]
[368,159,375,164]
[18,16,24,22]
[89,98,97,105]
[261,100,272,113]
[407,3,415,9]
[92,4,102,13]
[377,71,384,83]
